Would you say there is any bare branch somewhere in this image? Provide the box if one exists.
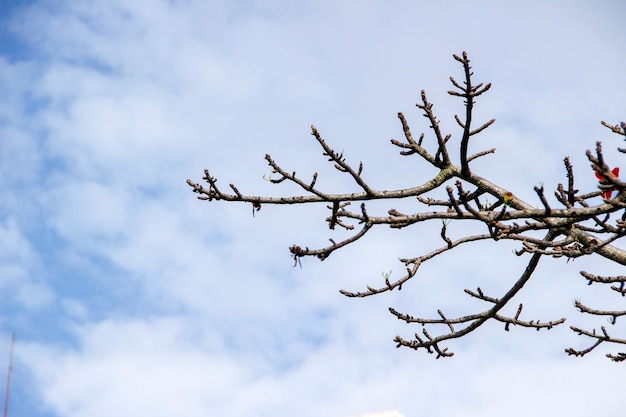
[416,90,451,167]
[391,230,560,356]
[189,51,626,360]
[566,326,626,359]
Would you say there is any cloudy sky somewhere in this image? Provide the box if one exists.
[1,1,625,416]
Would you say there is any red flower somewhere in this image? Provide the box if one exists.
[595,167,620,199]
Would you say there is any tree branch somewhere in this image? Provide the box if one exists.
[189,51,626,359]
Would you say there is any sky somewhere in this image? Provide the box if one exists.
[1,1,626,416]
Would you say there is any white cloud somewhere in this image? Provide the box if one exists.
[17,314,625,417]
[2,0,626,416]
[0,219,53,311]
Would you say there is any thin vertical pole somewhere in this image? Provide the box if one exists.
[3,333,14,417]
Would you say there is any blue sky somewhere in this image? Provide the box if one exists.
[1,1,625,416]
